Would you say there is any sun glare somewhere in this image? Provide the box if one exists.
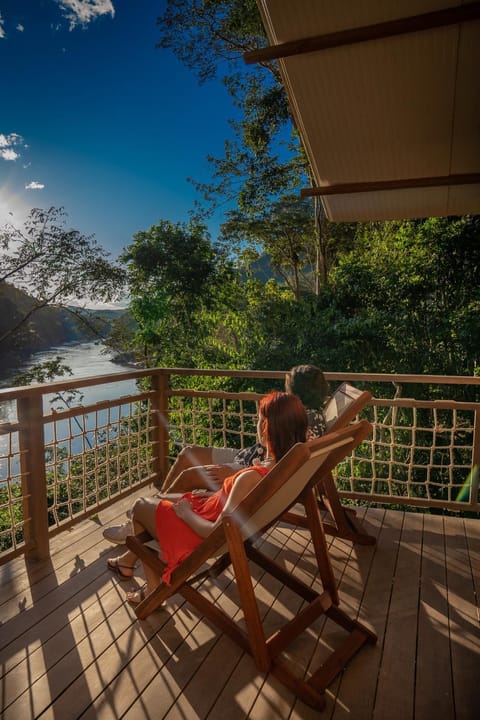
[0,185,30,228]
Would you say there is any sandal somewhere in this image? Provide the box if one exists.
[107,557,137,580]
[126,583,147,606]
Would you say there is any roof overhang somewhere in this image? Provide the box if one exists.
[245,1,480,221]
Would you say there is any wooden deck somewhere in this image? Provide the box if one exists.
[1,489,479,720]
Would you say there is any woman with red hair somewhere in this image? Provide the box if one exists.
[107,391,307,604]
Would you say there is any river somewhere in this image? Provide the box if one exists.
[0,342,144,487]
[0,343,140,478]
[0,341,137,403]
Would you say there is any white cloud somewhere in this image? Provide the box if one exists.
[0,133,26,161]
[55,1,115,30]
[0,148,19,161]
[25,181,45,190]
[17,24,24,32]
[0,13,5,39]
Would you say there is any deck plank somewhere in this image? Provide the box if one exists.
[370,511,423,720]
[415,514,454,720]
[1,503,479,720]
[329,506,401,720]
[445,516,480,720]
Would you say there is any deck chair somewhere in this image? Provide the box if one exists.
[282,382,376,544]
[126,421,377,711]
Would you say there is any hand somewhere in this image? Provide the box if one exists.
[173,498,193,520]
[203,464,231,487]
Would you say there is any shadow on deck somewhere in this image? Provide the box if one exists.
[1,488,479,720]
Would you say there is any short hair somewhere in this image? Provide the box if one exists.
[285,364,329,410]
[259,391,308,462]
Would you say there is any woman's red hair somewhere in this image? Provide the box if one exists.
[259,391,308,462]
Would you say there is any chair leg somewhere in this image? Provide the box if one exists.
[315,472,376,544]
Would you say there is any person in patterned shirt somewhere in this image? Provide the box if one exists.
[286,364,329,440]
[235,364,329,466]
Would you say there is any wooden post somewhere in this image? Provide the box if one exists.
[151,371,170,489]
[17,394,50,561]
[470,405,480,505]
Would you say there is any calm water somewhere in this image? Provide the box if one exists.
[1,341,137,407]
[0,343,139,480]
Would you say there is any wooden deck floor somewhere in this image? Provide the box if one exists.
[1,489,479,720]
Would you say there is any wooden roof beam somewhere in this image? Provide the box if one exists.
[300,173,480,198]
[244,2,480,64]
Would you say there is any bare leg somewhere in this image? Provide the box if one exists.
[162,445,215,489]
[108,496,161,590]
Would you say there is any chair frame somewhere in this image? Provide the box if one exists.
[126,421,377,711]
[283,382,376,544]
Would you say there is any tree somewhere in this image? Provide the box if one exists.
[220,195,317,299]
[0,206,126,346]
[121,219,234,367]
[327,216,480,378]
[157,0,307,216]
[156,1,358,293]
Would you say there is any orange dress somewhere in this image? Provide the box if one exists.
[155,465,269,584]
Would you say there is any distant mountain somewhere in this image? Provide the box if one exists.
[240,252,281,282]
[0,282,127,371]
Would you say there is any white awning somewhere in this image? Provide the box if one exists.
[245,1,480,221]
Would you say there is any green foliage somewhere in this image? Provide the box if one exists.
[157,0,266,85]
[221,195,317,299]
[326,217,480,380]
[121,210,480,400]
[11,357,74,386]
[121,219,236,367]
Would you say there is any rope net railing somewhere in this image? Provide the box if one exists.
[336,402,477,509]
[166,392,261,466]
[166,391,479,511]
[1,370,479,562]
[0,424,25,556]
[44,397,157,528]
[0,392,158,558]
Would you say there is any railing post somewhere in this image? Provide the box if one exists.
[470,404,480,505]
[17,394,50,561]
[151,371,170,489]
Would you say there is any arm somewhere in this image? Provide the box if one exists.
[218,468,263,522]
[172,499,217,538]
[172,467,263,538]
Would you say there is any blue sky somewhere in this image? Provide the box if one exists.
[0,0,237,262]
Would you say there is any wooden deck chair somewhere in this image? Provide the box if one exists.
[126,421,377,711]
[282,382,376,545]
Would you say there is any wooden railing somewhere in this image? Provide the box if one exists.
[1,367,479,564]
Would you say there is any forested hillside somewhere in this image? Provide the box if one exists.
[0,282,87,367]
[118,215,480,393]
[0,282,127,372]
